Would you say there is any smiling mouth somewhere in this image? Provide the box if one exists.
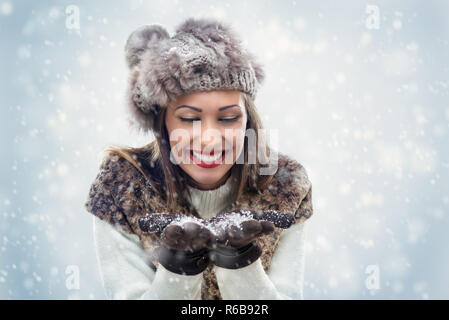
[189,149,227,167]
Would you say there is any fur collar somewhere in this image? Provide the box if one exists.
[129,149,312,225]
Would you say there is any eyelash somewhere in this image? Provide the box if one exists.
[180,116,240,123]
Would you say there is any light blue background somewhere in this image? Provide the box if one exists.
[1,0,448,299]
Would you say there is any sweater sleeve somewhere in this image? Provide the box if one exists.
[214,220,307,300]
[93,215,203,300]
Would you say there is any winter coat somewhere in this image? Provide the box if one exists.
[84,145,313,299]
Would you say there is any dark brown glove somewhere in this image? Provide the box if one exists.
[138,213,215,275]
[206,209,295,269]
[138,212,184,235]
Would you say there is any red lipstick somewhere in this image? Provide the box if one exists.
[189,150,226,168]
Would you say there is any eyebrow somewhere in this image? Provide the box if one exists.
[174,104,241,112]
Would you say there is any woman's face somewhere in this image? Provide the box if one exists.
[165,90,247,190]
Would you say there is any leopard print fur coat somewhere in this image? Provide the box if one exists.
[84,147,313,299]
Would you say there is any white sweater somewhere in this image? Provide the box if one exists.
[93,174,307,300]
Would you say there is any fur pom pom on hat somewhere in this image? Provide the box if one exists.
[124,17,266,134]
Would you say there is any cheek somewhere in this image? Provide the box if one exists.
[235,117,247,146]
[226,127,246,153]
[235,131,245,152]
[223,117,246,151]
[166,125,192,159]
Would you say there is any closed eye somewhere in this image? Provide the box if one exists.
[180,118,200,122]
[179,116,240,123]
[220,116,240,122]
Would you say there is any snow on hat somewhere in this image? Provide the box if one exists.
[124,17,265,134]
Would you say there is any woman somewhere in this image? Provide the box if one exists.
[84,17,313,300]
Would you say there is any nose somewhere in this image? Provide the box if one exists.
[202,124,219,147]
[194,119,223,151]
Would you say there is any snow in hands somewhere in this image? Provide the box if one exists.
[207,208,295,231]
[138,209,295,236]
[250,209,295,229]
[138,212,208,234]
[206,209,255,236]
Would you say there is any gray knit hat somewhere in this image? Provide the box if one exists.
[124,17,266,134]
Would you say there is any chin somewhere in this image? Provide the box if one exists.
[191,170,222,183]
[183,166,230,188]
